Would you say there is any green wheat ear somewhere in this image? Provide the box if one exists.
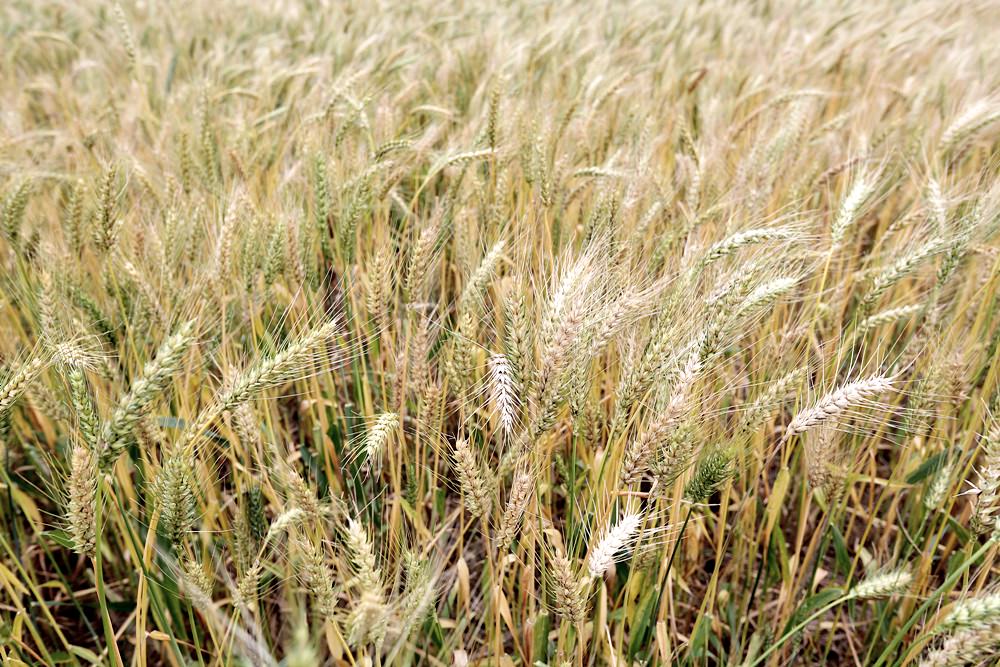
[66,444,98,556]
[244,484,268,545]
[684,447,735,502]
[100,320,197,468]
[153,454,197,549]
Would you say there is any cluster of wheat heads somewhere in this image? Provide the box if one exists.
[1,0,1000,665]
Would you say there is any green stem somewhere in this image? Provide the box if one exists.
[94,479,126,667]
[665,507,693,578]
[747,596,851,667]
[628,506,693,663]
[875,535,998,667]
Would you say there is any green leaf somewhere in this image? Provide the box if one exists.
[906,451,948,484]
[627,583,659,660]
[70,645,102,664]
[689,612,713,660]
[782,587,844,637]
[532,610,551,663]
[43,529,75,550]
[830,524,851,575]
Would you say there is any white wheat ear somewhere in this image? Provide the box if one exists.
[488,352,519,439]
[934,593,1000,634]
[848,567,912,599]
[831,169,878,249]
[700,226,800,266]
[783,373,895,441]
[587,511,642,578]
[363,412,398,469]
[940,98,1000,155]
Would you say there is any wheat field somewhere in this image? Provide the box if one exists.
[1,0,1000,665]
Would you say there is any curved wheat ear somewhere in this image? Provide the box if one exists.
[933,593,1000,635]
[939,98,1000,156]
[700,226,799,266]
[831,170,877,248]
[860,238,948,312]
[178,317,341,453]
[738,367,808,432]
[494,470,532,550]
[0,356,46,420]
[363,412,398,468]
[918,622,1000,667]
[620,352,699,484]
[783,374,894,441]
[101,320,196,466]
[857,304,924,335]
[264,508,305,544]
[847,567,912,599]
[587,512,642,578]
[685,447,735,502]
[488,353,519,439]
[588,285,656,355]
[433,148,495,175]
[733,275,799,322]
[66,444,97,556]
[459,238,505,312]
[222,317,342,405]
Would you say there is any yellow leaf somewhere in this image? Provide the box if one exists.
[457,557,471,614]
[70,645,102,664]
[656,619,671,663]
[10,487,42,530]
[495,587,515,638]
[0,562,29,596]
[765,466,790,538]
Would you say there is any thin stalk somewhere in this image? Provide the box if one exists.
[94,478,126,667]
[875,535,998,667]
